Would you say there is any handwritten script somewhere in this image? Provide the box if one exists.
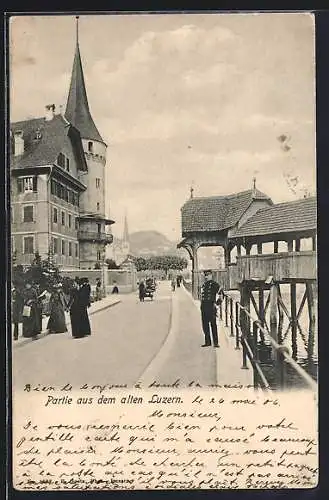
[13,385,318,490]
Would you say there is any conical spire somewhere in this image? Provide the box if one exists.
[123,212,129,243]
[65,16,104,143]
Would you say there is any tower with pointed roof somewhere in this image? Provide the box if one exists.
[122,212,130,256]
[65,16,113,269]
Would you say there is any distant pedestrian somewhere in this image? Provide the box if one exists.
[12,285,24,340]
[138,280,146,302]
[171,278,176,292]
[200,270,223,348]
[95,279,102,301]
[47,283,67,334]
[112,281,119,294]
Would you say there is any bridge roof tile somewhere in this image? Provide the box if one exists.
[181,189,272,233]
[232,196,317,238]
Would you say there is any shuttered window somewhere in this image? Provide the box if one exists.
[23,205,34,222]
[23,236,34,254]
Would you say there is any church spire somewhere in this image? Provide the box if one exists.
[65,16,104,143]
[123,212,129,243]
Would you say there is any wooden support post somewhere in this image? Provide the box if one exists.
[277,284,284,344]
[230,297,234,336]
[225,294,229,327]
[258,287,265,343]
[240,284,250,370]
[192,245,199,300]
[306,282,316,368]
[257,242,262,254]
[273,241,278,253]
[252,322,259,388]
[246,244,252,256]
[290,283,298,360]
[269,282,278,352]
[224,245,231,268]
[287,240,293,252]
[312,236,316,251]
[235,302,240,349]
[295,239,301,252]
[237,244,241,257]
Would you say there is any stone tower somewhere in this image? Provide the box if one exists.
[65,17,113,269]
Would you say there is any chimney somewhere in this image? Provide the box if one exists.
[13,130,24,156]
[45,104,56,121]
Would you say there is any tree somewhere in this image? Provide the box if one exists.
[23,252,60,290]
[132,256,148,272]
[133,254,188,277]
[105,258,120,270]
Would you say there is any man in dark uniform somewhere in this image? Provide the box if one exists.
[200,270,223,348]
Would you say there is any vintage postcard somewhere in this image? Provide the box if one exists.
[9,12,318,491]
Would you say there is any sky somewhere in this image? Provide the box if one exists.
[10,13,316,241]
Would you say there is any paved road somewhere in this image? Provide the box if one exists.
[13,281,252,389]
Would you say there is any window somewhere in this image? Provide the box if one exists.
[97,202,100,211]
[23,236,34,254]
[97,223,101,233]
[64,187,69,202]
[61,211,65,226]
[68,242,72,257]
[97,250,101,261]
[57,152,66,169]
[88,141,93,153]
[23,205,34,222]
[75,243,78,258]
[53,207,58,223]
[68,214,72,228]
[66,158,70,172]
[61,240,65,255]
[75,218,79,230]
[17,176,37,193]
[53,238,58,254]
[96,178,100,188]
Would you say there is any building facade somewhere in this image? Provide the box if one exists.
[10,21,114,271]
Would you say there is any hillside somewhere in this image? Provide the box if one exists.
[129,230,181,257]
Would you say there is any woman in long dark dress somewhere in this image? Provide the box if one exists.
[79,279,91,336]
[69,279,91,338]
[47,284,67,334]
[22,283,39,339]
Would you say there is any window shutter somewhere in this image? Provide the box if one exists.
[17,179,23,193]
[33,176,38,192]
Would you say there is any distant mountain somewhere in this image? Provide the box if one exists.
[129,231,182,257]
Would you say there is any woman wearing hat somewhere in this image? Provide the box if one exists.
[46,283,68,334]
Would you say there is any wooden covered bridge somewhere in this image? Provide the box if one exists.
[178,187,317,391]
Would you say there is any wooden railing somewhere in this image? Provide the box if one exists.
[221,292,317,392]
[236,251,316,283]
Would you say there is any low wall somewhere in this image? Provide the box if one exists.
[61,269,138,293]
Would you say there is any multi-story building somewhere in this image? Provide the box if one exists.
[10,20,114,270]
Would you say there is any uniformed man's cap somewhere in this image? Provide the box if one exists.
[203,269,212,275]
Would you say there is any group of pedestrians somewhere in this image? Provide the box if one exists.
[12,276,92,341]
[171,274,183,291]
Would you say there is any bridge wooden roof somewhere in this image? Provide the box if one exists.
[181,189,272,234]
[231,197,316,241]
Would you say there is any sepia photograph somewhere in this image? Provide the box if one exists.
[9,12,318,490]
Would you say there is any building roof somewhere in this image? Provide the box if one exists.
[10,114,88,172]
[181,189,272,234]
[65,41,104,144]
[231,196,317,239]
